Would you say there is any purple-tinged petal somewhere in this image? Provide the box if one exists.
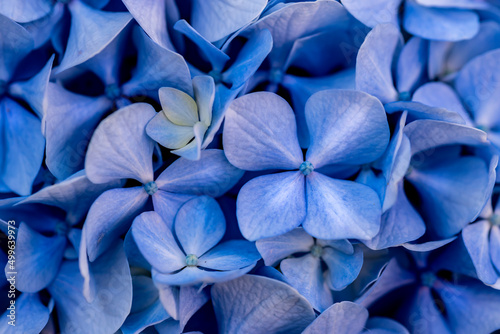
[57,1,132,73]
[256,228,314,266]
[0,0,52,23]
[156,149,244,197]
[322,246,363,290]
[223,92,303,171]
[364,317,409,334]
[342,0,402,28]
[49,241,132,334]
[211,275,316,334]
[355,23,402,104]
[44,83,112,180]
[384,101,466,124]
[402,237,456,252]
[304,172,381,240]
[85,187,149,262]
[281,254,333,312]
[152,265,253,286]
[462,221,498,284]
[302,301,369,334]
[132,211,185,273]
[86,103,156,184]
[199,240,260,271]
[151,191,195,230]
[306,90,389,168]
[13,223,66,293]
[175,196,226,257]
[237,171,306,241]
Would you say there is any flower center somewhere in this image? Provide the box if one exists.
[299,161,314,176]
[398,91,411,101]
[489,214,500,226]
[55,221,69,236]
[310,244,323,258]
[105,83,121,101]
[269,68,284,84]
[185,254,198,266]
[143,181,158,195]
[420,271,437,287]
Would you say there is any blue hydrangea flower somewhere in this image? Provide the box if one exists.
[132,196,261,286]
[256,228,363,311]
[223,89,389,240]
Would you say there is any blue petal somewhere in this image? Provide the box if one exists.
[0,0,52,23]
[86,103,156,184]
[21,170,121,226]
[175,196,226,257]
[174,20,230,72]
[57,1,132,73]
[151,191,195,230]
[363,183,426,250]
[122,299,169,334]
[412,82,472,125]
[256,228,314,266]
[132,211,185,273]
[121,27,192,97]
[280,255,333,312]
[192,0,267,42]
[434,279,500,334]
[211,275,316,333]
[322,246,363,290]
[85,187,149,262]
[121,0,172,49]
[223,92,303,171]
[8,54,54,118]
[14,223,66,292]
[403,1,479,41]
[396,37,427,94]
[222,29,273,89]
[364,317,410,334]
[302,301,368,334]
[0,98,44,195]
[152,265,253,286]
[192,76,215,126]
[156,149,244,196]
[342,0,402,28]
[454,49,500,129]
[44,83,112,180]
[0,293,50,334]
[146,111,195,149]
[237,171,306,241]
[406,156,489,238]
[171,120,207,160]
[304,172,381,240]
[49,242,132,334]
[356,23,402,104]
[0,14,33,81]
[199,240,260,270]
[305,90,389,168]
[491,225,500,273]
[384,101,466,124]
[462,221,498,284]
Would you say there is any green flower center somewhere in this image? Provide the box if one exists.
[300,161,314,176]
[185,254,198,266]
[143,181,158,195]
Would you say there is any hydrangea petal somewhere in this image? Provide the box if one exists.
[152,265,253,286]
[256,228,314,266]
[237,171,306,241]
[121,299,169,334]
[396,37,427,94]
[156,149,244,196]
[223,92,303,171]
[175,196,226,257]
[302,301,369,334]
[132,211,185,273]
[0,0,52,23]
[0,293,49,334]
[303,172,381,240]
[192,76,215,126]
[44,83,112,180]
[86,103,156,184]
[306,89,389,168]
[490,226,500,273]
[85,187,149,262]
[322,246,363,291]
[49,242,132,334]
[462,221,498,284]
[0,14,33,81]
[356,23,402,104]
[403,1,479,41]
[342,0,402,28]
[211,275,316,334]
[146,110,195,149]
[57,1,132,73]
[151,191,196,230]
[14,223,66,293]
[281,254,332,312]
[159,87,198,126]
[0,98,44,195]
[199,240,260,271]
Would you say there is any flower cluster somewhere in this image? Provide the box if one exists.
[1,0,500,333]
